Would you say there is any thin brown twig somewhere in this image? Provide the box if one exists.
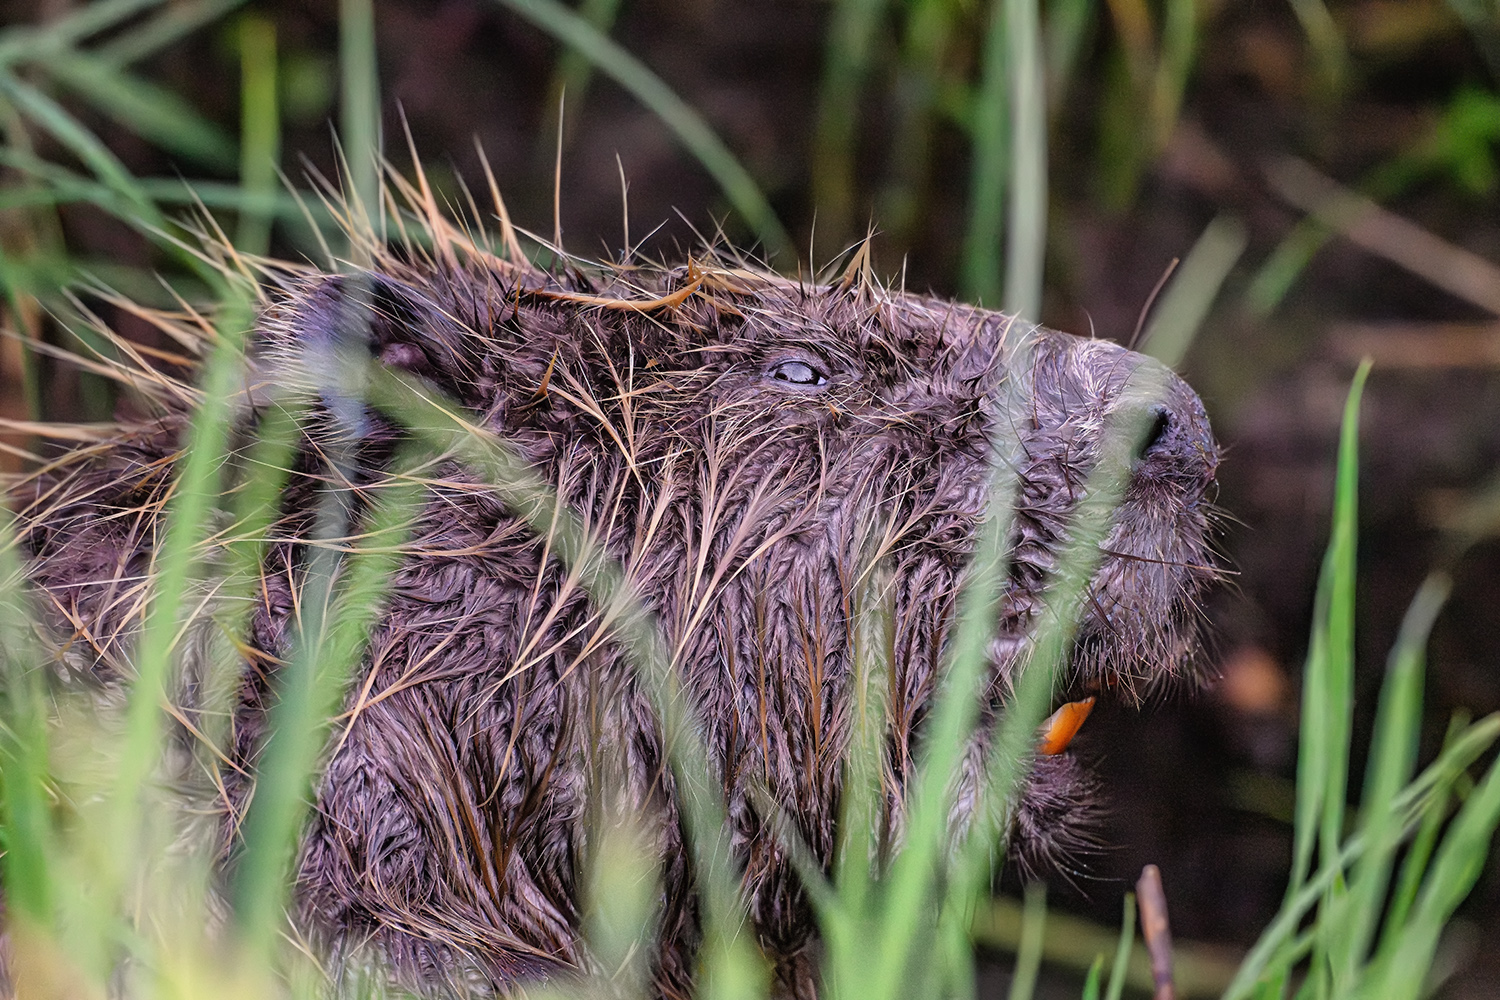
[1129,257,1179,352]
[1137,864,1177,1000]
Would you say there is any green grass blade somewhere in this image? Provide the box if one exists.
[546,0,624,132]
[0,147,326,237]
[0,513,54,924]
[0,72,161,224]
[232,452,424,954]
[829,579,892,917]
[1285,0,1347,96]
[1007,884,1047,1000]
[1286,361,1369,899]
[1105,892,1135,1000]
[1140,214,1247,368]
[1002,0,1046,321]
[1223,712,1500,1000]
[876,0,958,246]
[1378,711,1466,951]
[1336,573,1451,978]
[235,15,281,256]
[1359,750,1500,1000]
[581,797,662,993]
[813,583,889,994]
[1243,218,1328,320]
[1081,954,1104,1000]
[1150,0,1194,148]
[492,0,790,262]
[1044,0,1094,115]
[1319,361,1369,867]
[1289,583,1330,897]
[0,0,165,66]
[858,329,1035,998]
[202,397,308,746]
[101,284,254,943]
[339,0,380,238]
[873,350,1171,999]
[42,51,238,172]
[363,364,768,1000]
[96,0,253,69]
[811,0,889,255]
[961,0,1010,305]
[965,361,1175,850]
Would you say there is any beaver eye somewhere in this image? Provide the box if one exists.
[768,359,828,387]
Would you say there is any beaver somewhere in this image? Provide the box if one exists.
[14,212,1220,997]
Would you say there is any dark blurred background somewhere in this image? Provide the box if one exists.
[2,0,1500,995]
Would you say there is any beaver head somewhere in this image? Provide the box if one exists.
[20,252,1219,996]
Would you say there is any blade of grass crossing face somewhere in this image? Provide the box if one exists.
[828,582,893,932]
[958,363,1175,883]
[491,0,790,262]
[860,328,1036,1000]
[798,584,889,997]
[201,397,308,748]
[1002,0,1046,321]
[231,451,424,954]
[363,365,769,1000]
[1335,573,1451,981]
[105,285,253,902]
[882,350,1171,1000]
[940,892,979,1000]
[236,16,280,257]
[581,802,661,993]
[961,0,1010,305]
[0,512,54,923]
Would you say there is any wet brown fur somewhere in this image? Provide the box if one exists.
[13,193,1220,996]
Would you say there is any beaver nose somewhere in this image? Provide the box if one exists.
[1134,381,1218,484]
[1138,407,1172,459]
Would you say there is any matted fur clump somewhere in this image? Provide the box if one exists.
[15,214,1220,997]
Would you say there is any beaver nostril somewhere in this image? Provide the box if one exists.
[1138,407,1172,459]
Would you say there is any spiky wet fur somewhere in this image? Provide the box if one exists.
[13,190,1219,997]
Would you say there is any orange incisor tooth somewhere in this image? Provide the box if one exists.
[1037,696,1096,755]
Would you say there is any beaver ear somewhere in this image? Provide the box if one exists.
[281,272,481,397]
